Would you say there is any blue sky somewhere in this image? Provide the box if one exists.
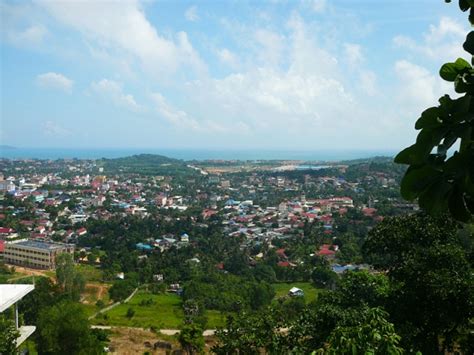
[0,0,470,150]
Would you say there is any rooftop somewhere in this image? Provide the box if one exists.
[0,284,35,312]
[12,240,71,251]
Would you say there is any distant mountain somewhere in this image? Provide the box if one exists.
[99,153,194,176]
[104,153,181,164]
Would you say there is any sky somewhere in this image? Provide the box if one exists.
[0,0,471,151]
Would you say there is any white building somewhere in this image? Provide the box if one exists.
[0,284,36,348]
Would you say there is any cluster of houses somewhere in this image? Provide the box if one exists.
[0,158,414,270]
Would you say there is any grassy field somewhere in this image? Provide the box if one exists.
[93,290,226,329]
[76,264,104,282]
[272,282,320,303]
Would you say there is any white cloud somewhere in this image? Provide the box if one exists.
[304,0,326,13]
[287,14,338,77]
[359,70,377,96]
[185,6,199,22]
[0,2,48,47]
[36,72,73,92]
[393,17,468,62]
[151,93,200,130]
[42,120,71,137]
[151,93,240,133]
[91,79,141,111]
[217,48,239,69]
[255,29,284,67]
[8,25,48,46]
[38,0,206,79]
[344,43,364,66]
[394,60,452,112]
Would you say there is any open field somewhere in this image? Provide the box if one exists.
[92,290,226,329]
[272,282,320,303]
[76,264,105,282]
[106,327,218,354]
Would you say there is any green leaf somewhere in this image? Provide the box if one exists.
[440,58,471,81]
[440,63,460,81]
[463,31,474,55]
[400,166,441,200]
[394,145,421,165]
[448,187,472,221]
[415,107,441,129]
[459,0,470,11]
[454,76,470,93]
[418,180,452,215]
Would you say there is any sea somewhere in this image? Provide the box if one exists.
[0,147,397,162]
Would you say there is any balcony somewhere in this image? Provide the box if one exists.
[0,284,36,348]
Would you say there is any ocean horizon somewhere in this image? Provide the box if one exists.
[0,147,397,162]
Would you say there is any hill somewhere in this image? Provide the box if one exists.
[99,154,195,176]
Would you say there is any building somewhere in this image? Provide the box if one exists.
[0,284,36,348]
[3,240,75,269]
[288,287,304,297]
[0,180,15,192]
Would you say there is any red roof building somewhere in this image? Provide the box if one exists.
[317,244,336,257]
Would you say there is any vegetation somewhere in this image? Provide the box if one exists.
[0,315,19,355]
[36,300,103,354]
[364,213,474,354]
[178,323,205,355]
[55,253,85,301]
[396,0,474,222]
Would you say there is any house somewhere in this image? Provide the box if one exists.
[317,244,336,258]
[288,287,304,297]
[136,243,153,251]
[180,233,190,243]
[153,274,164,282]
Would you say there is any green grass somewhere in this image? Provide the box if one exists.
[76,264,104,282]
[206,310,227,328]
[272,282,320,303]
[44,270,56,278]
[93,291,185,329]
[92,290,227,329]
[81,303,99,318]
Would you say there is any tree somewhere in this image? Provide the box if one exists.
[311,265,337,289]
[126,307,135,319]
[178,323,205,355]
[253,263,276,283]
[335,270,389,309]
[19,277,59,324]
[0,315,19,355]
[395,0,474,222]
[363,213,474,354]
[213,309,283,354]
[109,279,136,302]
[55,253,85,301]
[316,308,404,355]
[36,300,103,354]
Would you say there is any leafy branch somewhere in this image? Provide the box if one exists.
[395,0,474,222]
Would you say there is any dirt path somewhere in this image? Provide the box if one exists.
[8,266,54,279]
[89,287,138,320]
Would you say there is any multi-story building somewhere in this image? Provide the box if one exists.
[3,241,75,269]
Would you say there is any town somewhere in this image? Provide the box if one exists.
[0,154,421,353]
